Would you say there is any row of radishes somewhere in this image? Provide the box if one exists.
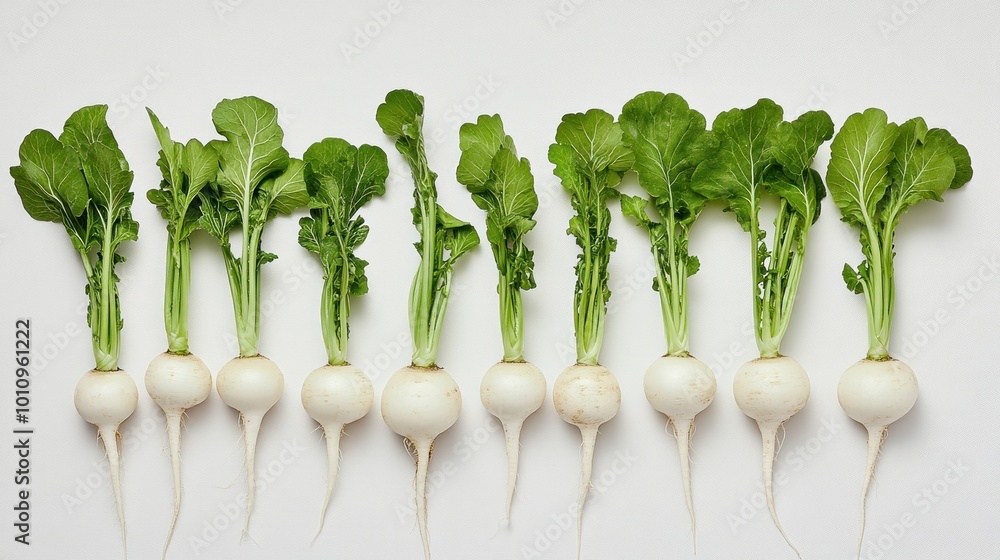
[10,90,971,560]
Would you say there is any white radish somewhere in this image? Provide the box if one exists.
[480,360,546,524]
[74,369,139,557]
[377,89,480,559]
[643,354,716,551]
[144,351,212,558]
[381,366,462,560]
[838,358,917,557]
[11,107,141,558]
[552,363,621,559]
[825,107,972,557]
[733,356,809,558]
[215,355,284,537]
[301,363,374,535]
[144,109,220,559]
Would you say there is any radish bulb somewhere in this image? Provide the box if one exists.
[144,352,211,557]
[693,100,835,556]
[301,364,374,534]
[480,361,546,523]
[548,107,633,559]
[11,105,140,557]
[838,358,917,554]
[376,89,481,560]
[198,97,309,538]
[296,137,388,536]
[457,114,546,524]
[382,366,462,559]
[216,355,284,536]
[619,92,720,551]
[733,356,810,556]
[643,354,716,549]
[552,363,620,557]
[144,110,218,558]
[75,369,139,556]
[826,108,972,557]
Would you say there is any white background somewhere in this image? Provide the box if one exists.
[1,1,998,559]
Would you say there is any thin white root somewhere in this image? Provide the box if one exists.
[413,439,433,560]
[857,424,887,559]
[99,424,127,560]
[162,409,184,560]
[670,417,697,554]
[240,413,263,540]
[759,421,801,559]
[501,420,523,527]
[576,426,599,560]
[313,423,344,542]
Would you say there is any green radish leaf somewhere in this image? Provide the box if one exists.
[691,99,782,232]
[826,108,899,229]
[457,114,509,191]
[11,129,89,223]
[763,110,833,225]
[619,194,651,225]
[61,105,128,170]
[212,97,289,210]
[11,106,137,370]
[880,118,958,226]
[549,108,631,365]
[378,89,479,366]
[620,91,715,225]
[299,136,388,365]
[262,158,308,218]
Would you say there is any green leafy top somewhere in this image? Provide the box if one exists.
[618,92,717,356]
[199,96,308,357]
[549,109,633,365]
[298,138,388,365]
[376,89,480,367]
[693,99,833,358]
[11,106,138,371]
[827,109,972,359]
[457,114,537,362]
[147,110,218,354]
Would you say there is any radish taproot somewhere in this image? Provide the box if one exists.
[198,96,309,537]
[456,114,545,525]
[11,106,140,557]
[144,109,218,558]
[618,91,719,551]
[826,109,972,557]
[376,89,480,560]
[548,108,633,559]
[297,137,388,535]
[692,100,834,557]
